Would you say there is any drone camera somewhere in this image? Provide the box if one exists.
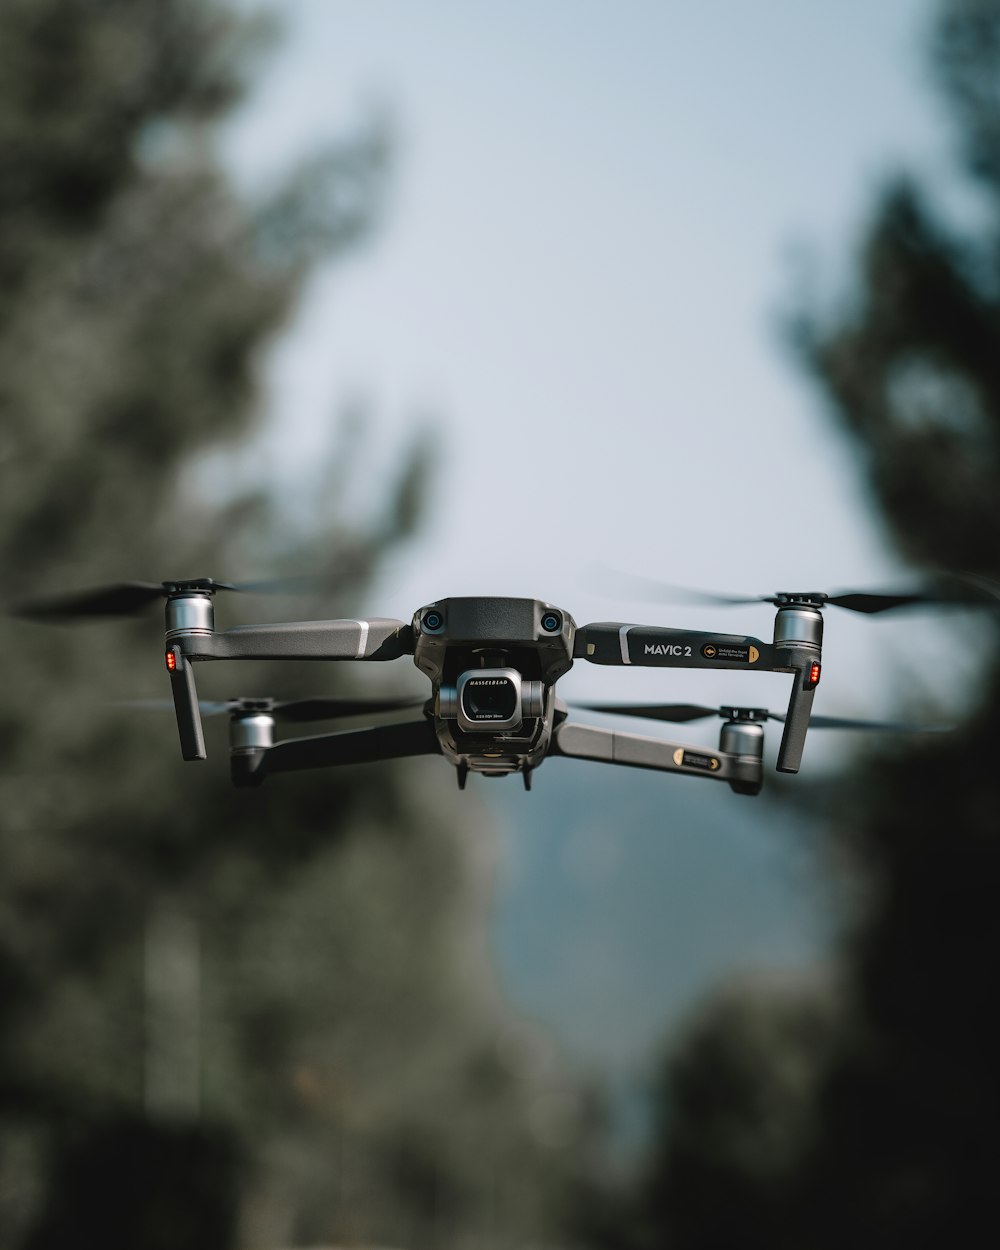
[438,668,545,732]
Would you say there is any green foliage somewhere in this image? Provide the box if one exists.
[635,981,839,1250]
[626,1,1000,1247]
[791,176,1000,575]
[934,0,1000,190]
[0,3,588,1246]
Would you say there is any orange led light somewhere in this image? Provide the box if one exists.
[165,650,177,672]
[808,661,822,688]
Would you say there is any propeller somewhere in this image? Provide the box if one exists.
[12,574,338,620]
[120,694,428,722]
[574,702,951,733]
[593,567,1000,615]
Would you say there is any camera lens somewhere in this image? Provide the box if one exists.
[541,611,561,633]
[463,676,518,722]
[422,610,444,633]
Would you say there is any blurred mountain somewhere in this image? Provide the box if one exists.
[488,761,831,1147]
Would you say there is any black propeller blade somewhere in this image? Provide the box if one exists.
[574,702,726,723]
[574,702,950,733]
[15,581,174,618]
[120,694,427,721]
[12,574,340,620]
[593,566,1000,615]
[270,695,427,722]
[793,713,949,732]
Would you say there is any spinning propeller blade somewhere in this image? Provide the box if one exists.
[14,581,171,618]
[271,695,427,721]
[12,574,343,620]
[594,566,1000,614]
[574,702,723,723]
[119,694,426,721]
[575,702,950,733]
[794,713,950,733]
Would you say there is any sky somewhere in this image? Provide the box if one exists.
[215,0,970,1103]
[217,0,972,750]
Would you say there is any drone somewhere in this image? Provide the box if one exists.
[18,575,979,796]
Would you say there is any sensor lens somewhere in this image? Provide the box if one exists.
[423,610,444,632]
[462,676,518,722]
[541,612,562,633]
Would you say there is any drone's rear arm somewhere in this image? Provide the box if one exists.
[550,721,762,794]
[230,718,441,786]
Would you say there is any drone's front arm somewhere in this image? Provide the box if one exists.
[165,612,414,762]
[575,618,822,774]
[177,617,414,662]
[574,622,778,670]
[550,721,762,794]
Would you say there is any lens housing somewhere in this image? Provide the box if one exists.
[460,671,520,728]
[436,668,545,732]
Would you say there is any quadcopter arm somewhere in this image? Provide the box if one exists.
[574,623,778,671]
[574,619,823,774]
[550,721,762,791]
[163,618,413,761]
[231,718,441,786]
[176,618,414,662]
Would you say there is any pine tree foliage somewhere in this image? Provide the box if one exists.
[625,2,1000,1247]
[0,4,588,1247]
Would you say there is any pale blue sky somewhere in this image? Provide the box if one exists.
[216,0,973,1098]
[219,0,968,749]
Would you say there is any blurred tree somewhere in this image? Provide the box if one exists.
[630,978,839,1250]
[0,3,588,1247]
[624,1,1000,1247]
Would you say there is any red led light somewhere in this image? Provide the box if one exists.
[807,661,822,688]
[165,650,177,672]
